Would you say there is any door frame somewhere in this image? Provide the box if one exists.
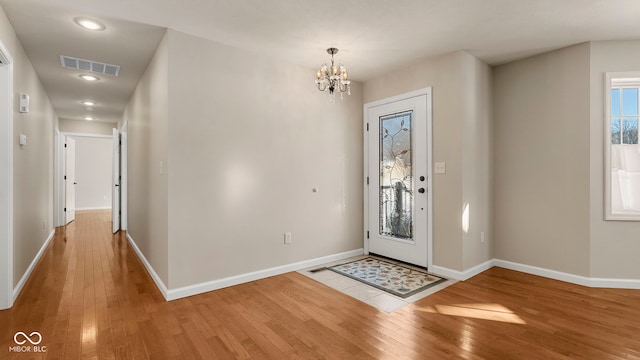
[54,132,117,227]
[111,128,120,233]
[0,40,14,310]
[120,122,128,231]
[363,87,433,269]
[64,136,77,224]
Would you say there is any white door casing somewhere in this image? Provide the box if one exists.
[56,133,113,227]
[364,88,433,268]
[65,137,76,224]
[112,128,120,233]
[120,123,127,231]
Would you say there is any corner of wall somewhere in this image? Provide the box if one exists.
[123,29,170,288]
[460,53,494,271]
[492,43,591,277]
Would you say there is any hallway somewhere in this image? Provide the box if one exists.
[1,210,640,359]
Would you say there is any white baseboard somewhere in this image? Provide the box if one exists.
[127,235,640,300]
[76,206,112,211]
[166,248,364,301]
[12,229,55,303]
[589,277,640,289]
[126,232,364,301]
[431,259,495,281]
[494,259,640,289]
[126,233,169,300]
[432,258,640,290]
[493,259,591,287]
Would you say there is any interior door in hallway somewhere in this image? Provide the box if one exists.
[112,128,120,233]
[65,136,76,224]
[365,90,431,267]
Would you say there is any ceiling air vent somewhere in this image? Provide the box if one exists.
[0,47,8,66]
[59,55,120,76]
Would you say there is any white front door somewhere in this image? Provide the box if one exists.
[64,137,76,224]
[365,90,431,267]
[112,128,120,233]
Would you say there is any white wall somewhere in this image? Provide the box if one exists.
[123,31,169,285]
[462,54,493,269]
[59,118,115,136]
[72,137,112,210]
[493,43,591,277]
[0,15,13,310]
[166,30,363,289]
[0,5,58,289]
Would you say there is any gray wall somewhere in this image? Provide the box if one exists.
[123,31,169,286]
[589,40,640,279]
[165,30,363,288]
[0,5,58,286]
[363,51,493,272]
[124,29,364,290]
[462,54,493,269]
[493,43,591,276]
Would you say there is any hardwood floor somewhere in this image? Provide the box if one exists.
[1,210,639,359]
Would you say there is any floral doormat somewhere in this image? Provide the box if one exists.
[329,257,447,298]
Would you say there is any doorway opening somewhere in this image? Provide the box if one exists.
[363,88,433,268]
[55,129,125,234]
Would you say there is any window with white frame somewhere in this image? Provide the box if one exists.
[606,72,640,220]
[610,87,639,145]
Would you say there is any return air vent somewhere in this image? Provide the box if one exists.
[59,55,120,76]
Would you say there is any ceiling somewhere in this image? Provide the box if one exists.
[2,0,640,124]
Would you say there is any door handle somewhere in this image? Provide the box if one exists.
[73,182,77,185]
[115,184,120,187]
[418,188,425,193]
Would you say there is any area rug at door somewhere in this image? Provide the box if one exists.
[329,257,447,298]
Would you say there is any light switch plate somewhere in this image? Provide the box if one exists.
[434,162,446,174]
[19,134,27,146]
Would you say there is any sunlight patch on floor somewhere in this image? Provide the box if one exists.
[416,303,527,324]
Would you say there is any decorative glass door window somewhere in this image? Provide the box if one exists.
[379,111,414,240]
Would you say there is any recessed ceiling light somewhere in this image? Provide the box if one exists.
[79,74,99,81]
[84,116,94,121]
[74,17,105,31]
[81,100,96,106]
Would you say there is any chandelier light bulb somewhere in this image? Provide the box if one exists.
[315,48,351,101]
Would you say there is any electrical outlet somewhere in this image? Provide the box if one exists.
[284,232,292,244]
[481,231,485,243]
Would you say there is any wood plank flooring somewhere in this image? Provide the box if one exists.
[1,210,639,359]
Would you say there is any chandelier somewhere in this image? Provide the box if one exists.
[315,48,351,101]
